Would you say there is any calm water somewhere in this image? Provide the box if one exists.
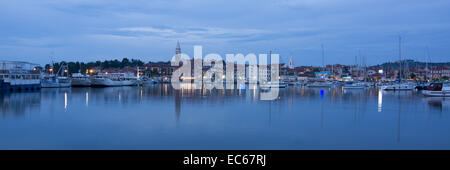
[1,84,449,149]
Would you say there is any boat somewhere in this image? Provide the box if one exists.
[381,82,415,91]
[306,81,333,88]
[41,76,71,88]
[415,82,430,90]
[71,73,91,87]
[260,81,287,89]
[422,82,450,97]
[343,82,366,89]
[91,73,138,86]
[41,63,71,88]
[0,61,41,92]
[139,76,158,85]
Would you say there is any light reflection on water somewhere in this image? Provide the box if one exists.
[0,84,449,149]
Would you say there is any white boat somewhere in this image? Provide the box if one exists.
[71,73,91,87]
[91,73,138,86]
[41,76,71,88]
[306,81,333,88]
[381,82,415,91]
[343,82,366,89]
[139,76,158,85]
[260,81,287,89]
[422,82,450,97]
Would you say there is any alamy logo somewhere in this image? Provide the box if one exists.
[170,46,280,100]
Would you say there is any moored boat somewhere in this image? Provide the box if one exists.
[41,76,71,88]
[422,82,450,97]
[0,61,41,92]
[41,63,71,88]
[306,81,333,88]
[260,81,287,89]
[71,73,91,87]
[91,73,138,86]
[381,82,415,91]
[343,82,366,89]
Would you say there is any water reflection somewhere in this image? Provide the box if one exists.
[0,92,41,117]
[0,84,449,149]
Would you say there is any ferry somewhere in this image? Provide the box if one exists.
[0,61,41,92]
[91,73,138,86]
[422,82,450,97]
[71,73,91,87]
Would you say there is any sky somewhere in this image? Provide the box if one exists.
[1,0,449,66]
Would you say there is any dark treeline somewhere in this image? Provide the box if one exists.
[44,58,146,74]
[376,59,450,68]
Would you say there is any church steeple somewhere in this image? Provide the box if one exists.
[175,40,181,55]
[288,55,294,69]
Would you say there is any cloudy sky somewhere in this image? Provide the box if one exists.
[1,0,449,66]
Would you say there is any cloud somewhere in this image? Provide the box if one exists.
[114,26,272,43]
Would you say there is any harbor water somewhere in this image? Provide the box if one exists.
[0,84,449,149]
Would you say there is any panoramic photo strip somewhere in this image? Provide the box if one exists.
[1,0,449,169]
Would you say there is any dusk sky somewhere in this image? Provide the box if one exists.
[1,0,449,66]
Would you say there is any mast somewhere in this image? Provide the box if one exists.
[355,55,358,79]
[321,44,325,71]
[426,46,431,81]
[399,36,402,80]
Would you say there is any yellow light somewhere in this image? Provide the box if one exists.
[49,68,53,72]
[89,69,94,74]
[222,75,226,79]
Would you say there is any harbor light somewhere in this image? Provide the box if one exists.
[89,69,94,74]
[378,69,383,74]
[64,69,68,73]
[49,68,53,72]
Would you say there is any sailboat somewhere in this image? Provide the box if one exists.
[381,36,415,91]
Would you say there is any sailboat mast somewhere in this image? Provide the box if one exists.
[426,46,431,81]
[399,36,402,80]
[321,44,325,71]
